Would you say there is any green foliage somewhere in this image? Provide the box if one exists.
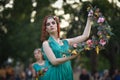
[0,0,56,64]
[98,55,110,71]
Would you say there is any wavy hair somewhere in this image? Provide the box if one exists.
[41,15,60,42]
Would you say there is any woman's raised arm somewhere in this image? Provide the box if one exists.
[67,17,92,45]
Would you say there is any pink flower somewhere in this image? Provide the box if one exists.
[86,39,93,47]
[97,17,105,23]
[99,39,106,46]
[73,43,78,48]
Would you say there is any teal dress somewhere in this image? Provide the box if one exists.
[32,61,49,80]
[42,36,73,80]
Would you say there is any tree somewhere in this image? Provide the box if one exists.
[0,0,55,65]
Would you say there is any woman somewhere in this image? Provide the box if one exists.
[32,48,49,80]
[91,71,101,80]
[41,14,92,80]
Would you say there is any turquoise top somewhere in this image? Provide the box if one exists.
[32,60,49,80]
[42,36,73,80]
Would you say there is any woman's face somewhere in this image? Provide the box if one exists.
[46,18,57,34]
[34,50,42,60]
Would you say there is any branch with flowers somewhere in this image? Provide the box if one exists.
[69,4,114,55]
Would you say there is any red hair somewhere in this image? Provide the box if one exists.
[41,15,60,42]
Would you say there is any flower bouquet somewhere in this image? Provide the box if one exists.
[38,67,48,76]
[69,4,113,55]
[35,67,48,80]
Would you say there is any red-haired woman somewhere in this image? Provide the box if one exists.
[41,15,92,80]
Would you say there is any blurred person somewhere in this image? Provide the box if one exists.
[32,48,49,80]
[5,64,15,80]
[25,64,33,80]
[91,71,101,80]
[79,68,90,80]
[113,69,120,80]
[20,71,26,80]
[14,62,21,80]
[0,65,6,80]
[100,69,111,80]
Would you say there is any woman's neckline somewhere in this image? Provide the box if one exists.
[37,60,45,66]
[50,36,64,46]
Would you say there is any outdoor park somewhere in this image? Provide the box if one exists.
[0,0,120,80]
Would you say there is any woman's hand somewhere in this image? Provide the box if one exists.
[66,9,93,45]
[88,9,93,17]
[69,54,80,60]
[88,9,94,21]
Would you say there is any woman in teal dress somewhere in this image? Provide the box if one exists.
[41,15,92,80]
[32,48,49,80]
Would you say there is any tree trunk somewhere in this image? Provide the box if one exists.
[90,50,98,75]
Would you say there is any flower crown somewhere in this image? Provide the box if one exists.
[69,4,113,55]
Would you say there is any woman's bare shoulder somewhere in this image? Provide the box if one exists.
[32,62,37,66]
[42,40,48,45]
